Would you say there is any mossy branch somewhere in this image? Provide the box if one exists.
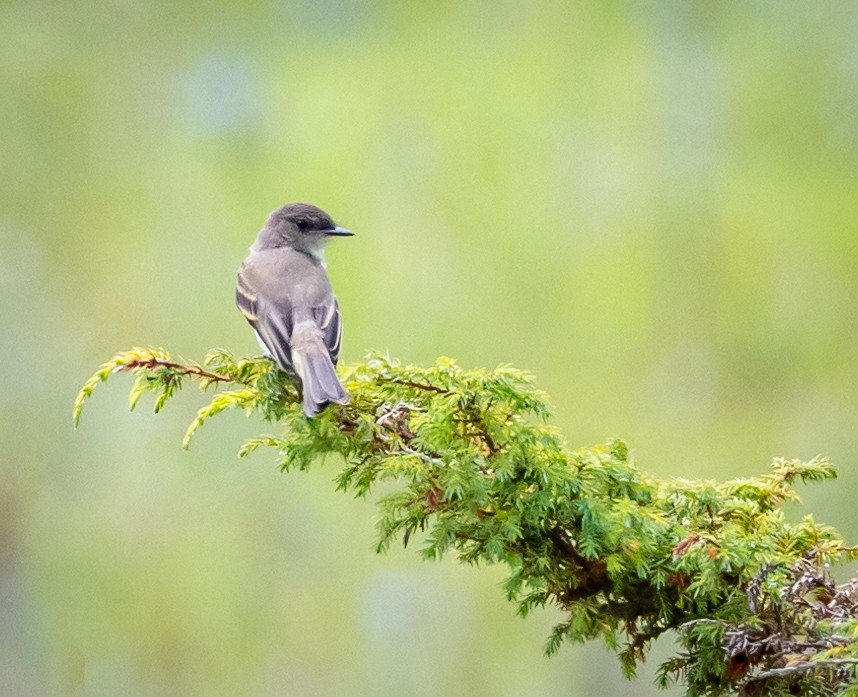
[75,347,858,696]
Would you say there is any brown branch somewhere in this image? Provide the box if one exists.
[623,618,678,655]
[117,358,232,384]
[547,528,611,601]
[386,379,451,394]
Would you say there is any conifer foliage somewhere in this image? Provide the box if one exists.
[75,348,858,696]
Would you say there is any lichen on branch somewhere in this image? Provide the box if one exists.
[74,347,858,696]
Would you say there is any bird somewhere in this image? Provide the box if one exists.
[236,202,354,417]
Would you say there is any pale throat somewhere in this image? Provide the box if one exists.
[306,242,328,267]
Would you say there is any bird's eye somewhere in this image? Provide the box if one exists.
[296,219,308,230]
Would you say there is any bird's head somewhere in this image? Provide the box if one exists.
[254,202,353,258]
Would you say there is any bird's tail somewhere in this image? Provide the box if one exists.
[292,336,350,417]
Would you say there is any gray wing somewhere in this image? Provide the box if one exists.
[236,262,295,373]
[316,295,343,366]
[235,264,259,323]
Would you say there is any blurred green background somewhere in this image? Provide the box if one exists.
[3,2,858,695]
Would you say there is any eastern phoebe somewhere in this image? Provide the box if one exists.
[236,202,354,417]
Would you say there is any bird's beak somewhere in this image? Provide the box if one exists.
[324,226,354,237]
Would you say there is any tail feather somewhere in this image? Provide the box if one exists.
[296,348,349,417]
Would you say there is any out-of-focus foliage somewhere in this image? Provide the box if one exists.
[75,348,858,695]
[5,1,858,695]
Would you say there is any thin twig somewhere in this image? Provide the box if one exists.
[401,444,444,465]
[117,358,232,384]
[375,402,443,465]
[386,379,451,394]
[749,658,858,681]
